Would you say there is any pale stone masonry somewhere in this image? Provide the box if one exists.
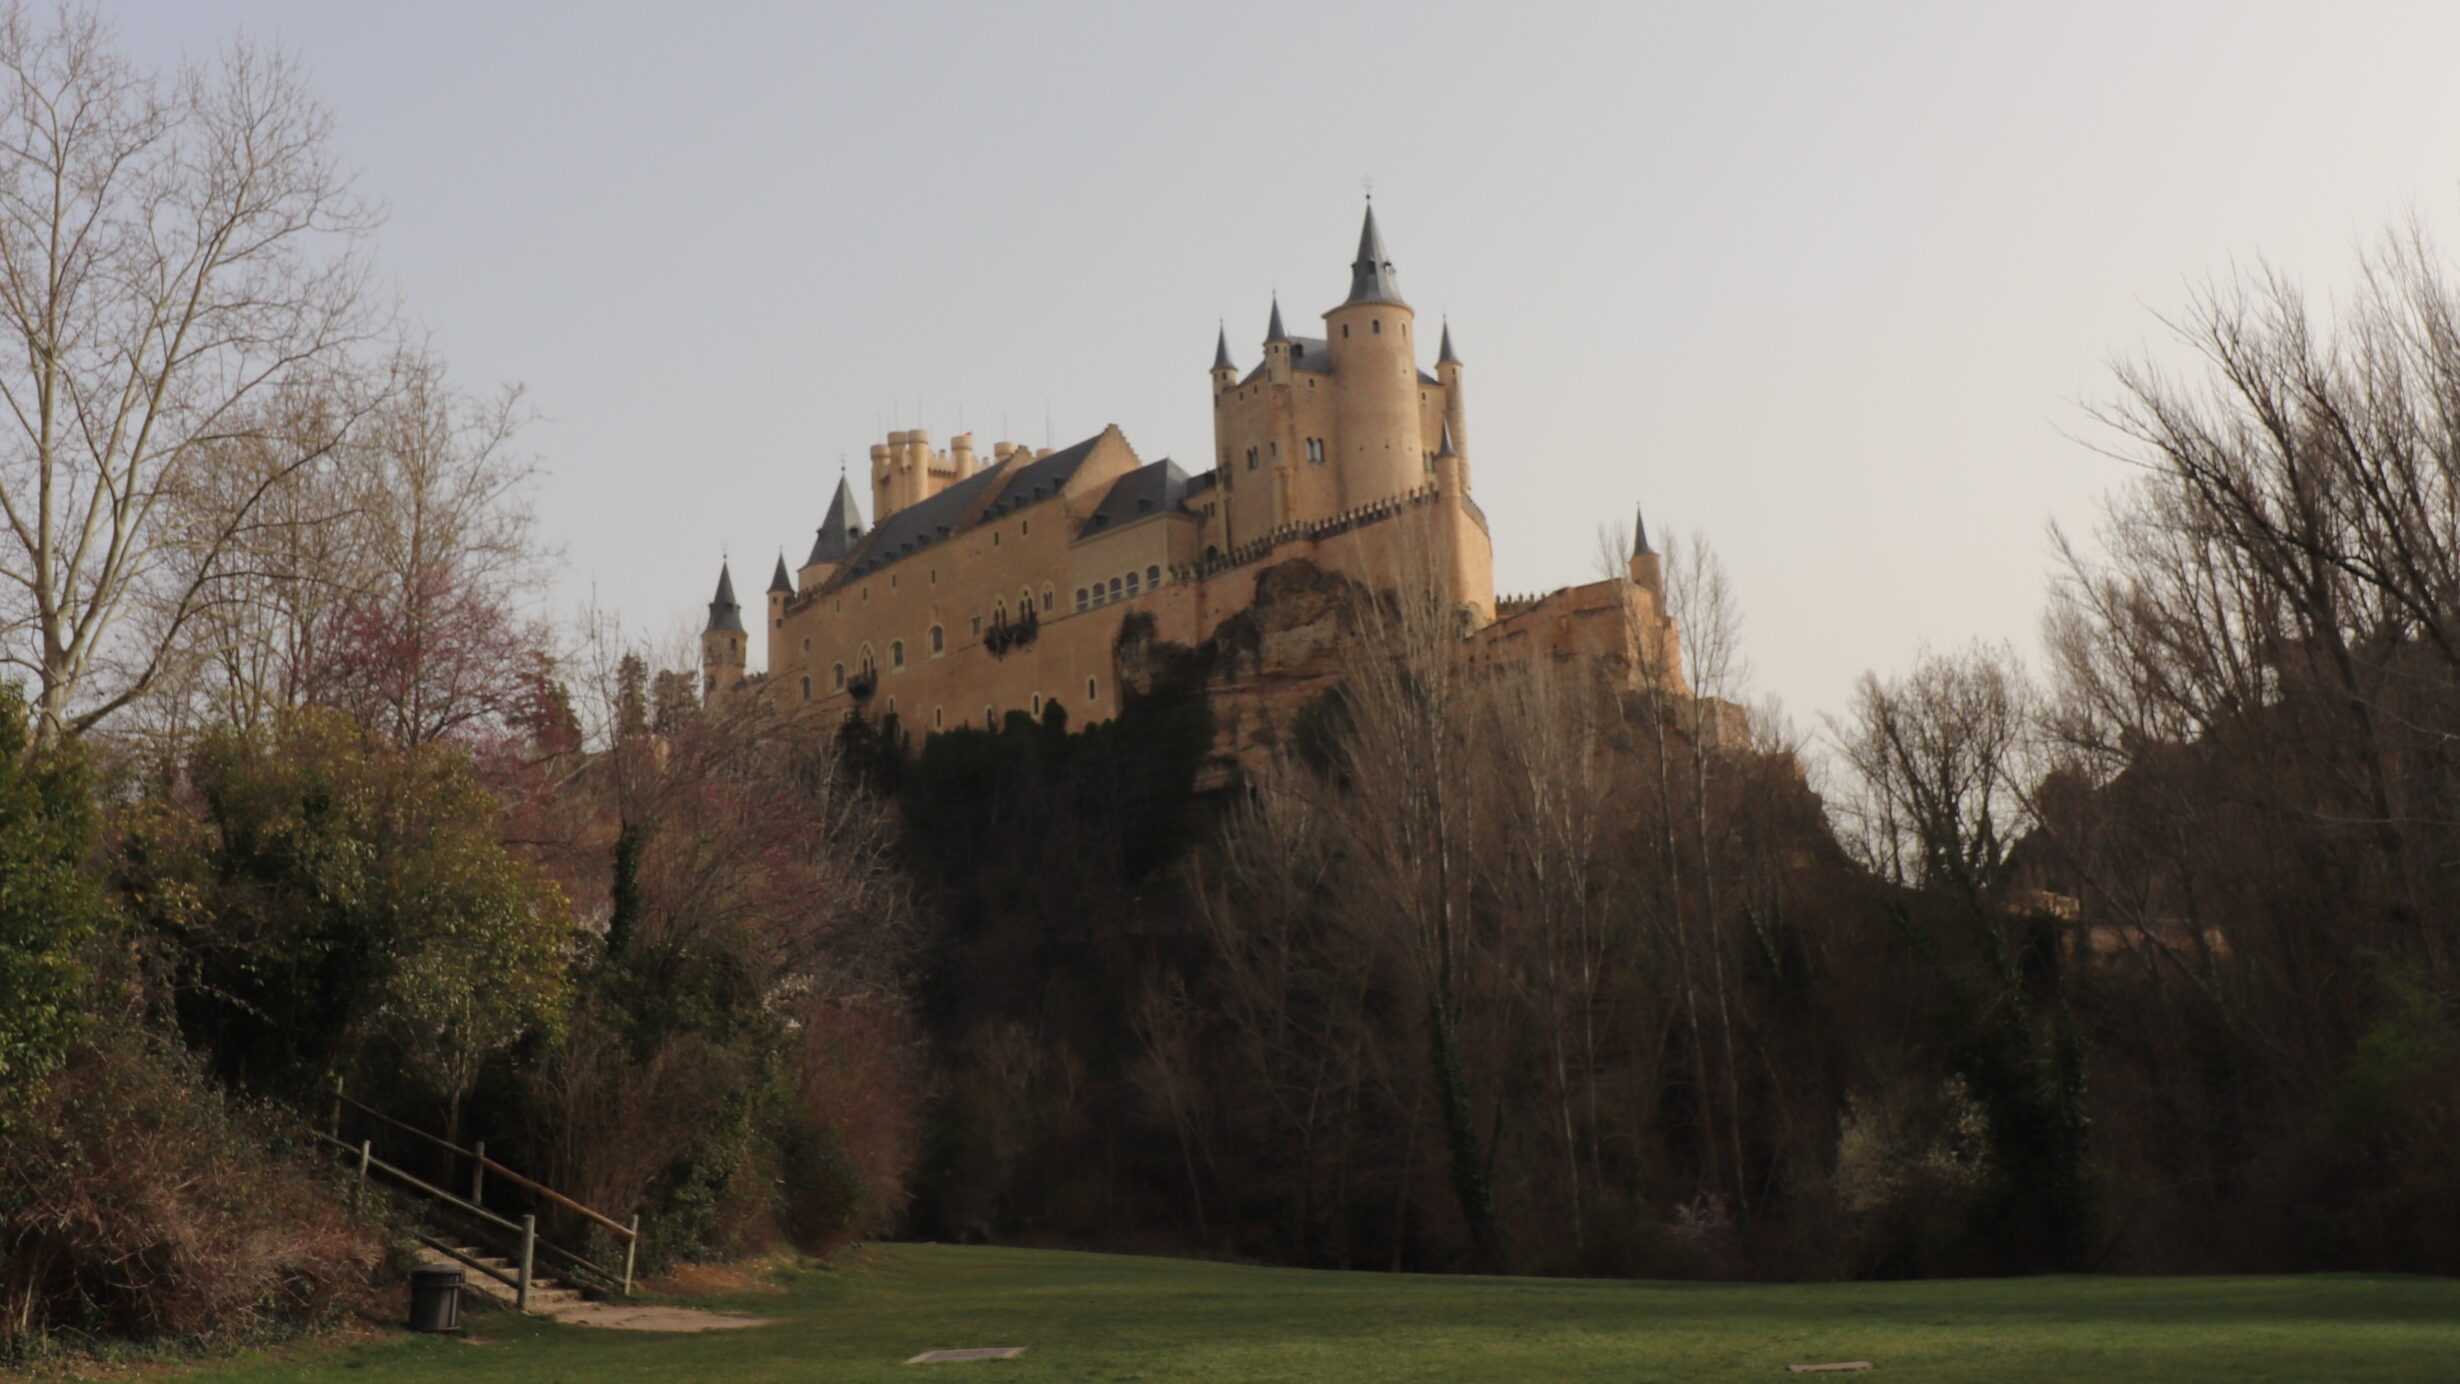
[699,204,1683,747]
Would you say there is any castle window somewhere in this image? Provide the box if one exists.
[800,676,811,701]
[832,663,846,691]
[1126,571,1140,595]
[891,640,905,668]
[1147,565,1160,585]
[773,617,781,629]
[1086,677,1098,702]
[1041,585,1054,612]
[1108,577,1122,600]
[1341,324,1349,338]
[861,586,868,602]
[891,574,897,588]
[971,615,983,636]
[931,569,937,584]
[993,531,1001,547]
[984,707,995,729]
[1270,440,1279,458]
[802,638,810,653]
[1245,447,1257,471]
[930,625,944,654]
[1020,587,1033,611]
[934,706,943,729]
[1306,438,1324,463]
[1075,587,1089,612]
[1021,520,1029,536]
[1372,319,1381,334]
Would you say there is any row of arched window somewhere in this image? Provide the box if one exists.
[1076,564,1165,612]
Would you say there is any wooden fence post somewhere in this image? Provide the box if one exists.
[471,1141,486,1206]
[622,1214,639,1297]
[517,1215,535,1313]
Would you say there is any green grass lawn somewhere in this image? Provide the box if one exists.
[183,1244,2460,1384]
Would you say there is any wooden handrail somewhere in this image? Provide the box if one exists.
[478,1154,636,1241]
[314,1132,523,1236]
[413,1232,519,1293]
[335,1089,475,1161]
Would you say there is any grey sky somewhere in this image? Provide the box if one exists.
[118,0,2460,725]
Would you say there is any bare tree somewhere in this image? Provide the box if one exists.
[0,5,379,744]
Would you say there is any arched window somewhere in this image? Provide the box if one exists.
[890,640,904,668]
[1372,318,1381,334]
[831,663,845,690]
[1041,584,1054,612]
[1108,577,1122,600]
[1020,587,1033,612]
[1146,564,1160,585]
[994,599,1007,622]
[1031,693,1043,715]
[1086,677,1098,702]
[1076,587,1089,612]
[933,706,944,729]
[1126,570,1140,596]
[858,644,876,674]
[800,676,811,701]
[930,624,944,654]
[984,706,995,729]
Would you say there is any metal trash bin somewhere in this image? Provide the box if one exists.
[408,1265,463,1333]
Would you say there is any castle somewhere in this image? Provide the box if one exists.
[698,204,1683,752]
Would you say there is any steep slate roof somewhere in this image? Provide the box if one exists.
[841,465,1005,580]
[837,430,1114,584]
[1437,318,1460,365]
[982,431,1103,520]
[1242,336,1334,384]
[1079,459,1194,536]
[706,562,745,633]
[1212,324,1235,372]
[1632,504,1655,557]
[768,554,794,594]
[806,476,866,566]
[1265,295,1289,343]
[1344,202,1406,307]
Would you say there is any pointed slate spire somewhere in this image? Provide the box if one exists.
[1632,504,1655,557]
[1344,200,1406,306]
[806,475,866,566]
[1212,322,1235,372]
[1264,293,1289,343]
[706,561,745,633]
[768,552,793,595]
[1436,419,1458,457]
[1437,317,1460,365]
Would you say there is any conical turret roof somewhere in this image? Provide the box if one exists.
[706,561,745,633]
[1437,317,1460,365]
[1436,419,1458,457]
[768,553,793,595]
[1343,202,1406,307]
[1265,294,1289,343]
[806,475,866,567]
[1632,504,1655,557]
[1212,323,1235,372]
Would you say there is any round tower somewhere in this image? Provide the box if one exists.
[1436,317,1467,489]
[1210,323,1238,401]
[701,560,747,698]
[764,553,793,672]
[1323,201,1423,511]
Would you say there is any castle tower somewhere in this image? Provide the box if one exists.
[1627,504,1664,599]
[800,474,866,591]
[701,560,747,698]
[1211,323,1238,400]
[1323,201,1423,511]
[765,553,793,671]
[1436,318,1467,487]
